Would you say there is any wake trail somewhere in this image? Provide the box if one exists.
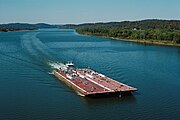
[21,32,63,68]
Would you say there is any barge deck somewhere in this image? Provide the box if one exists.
[51,62,137,97]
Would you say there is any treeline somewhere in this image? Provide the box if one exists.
[61,19,180,44]
[0,23,56,32]
[0,23,37,32]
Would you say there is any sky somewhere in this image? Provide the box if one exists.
[0,0,180,24]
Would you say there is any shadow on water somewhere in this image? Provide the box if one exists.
[79,94,137,107]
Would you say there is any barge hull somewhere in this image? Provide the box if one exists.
[53,70,137,97]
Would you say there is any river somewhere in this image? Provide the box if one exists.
[0,29,180,120]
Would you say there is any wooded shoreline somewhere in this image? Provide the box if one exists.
[79,32,180,47]
[62,20,180,47]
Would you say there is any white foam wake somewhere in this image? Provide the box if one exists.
[48,62,65,69]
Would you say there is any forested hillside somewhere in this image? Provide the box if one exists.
[0,23,56,32]
[61,19,180,44]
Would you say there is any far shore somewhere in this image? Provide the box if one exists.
[79,32,180,47]
[0,29,37,33]
[1,29,180,47]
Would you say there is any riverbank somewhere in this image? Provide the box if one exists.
[0,29,37,32]
[79,32,180,47]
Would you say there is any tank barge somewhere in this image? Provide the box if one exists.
[51,62,137,97]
